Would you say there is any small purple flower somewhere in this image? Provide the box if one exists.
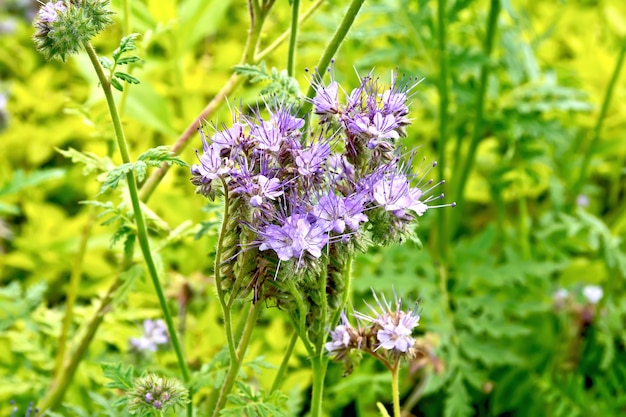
[355,290,420,353]
[371,174,427,217]
[258,213,329,261]
[249,175,283,207]
[325,312,353,353]
[312,81,340,117]
[212,123,245,153]
[348,112,400,146]
[130,319,169,352]
[38,1,66,23]
[295,142,331,177]
[270,108,305,136]
[191,144,230,182]
[313,192,368,234]
[251,121,284,153]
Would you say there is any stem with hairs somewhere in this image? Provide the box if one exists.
[83,39,191,389]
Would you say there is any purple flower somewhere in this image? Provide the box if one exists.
[270,108,305,136]
[38,1,66,23]
[312,81,340,117]
[347,111,400,148]
[190,144,229,182]
[325,312,353,353]
[258,213,329,261]
[130,319,169,352]
[249,175,283,207]
[295,142,331,177]
[251,121,284,153]
[355,290,420,353]
[371,174,427,217]
[212,123,245,153]
[313,192,368,234]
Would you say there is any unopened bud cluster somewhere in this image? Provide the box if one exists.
[33,0,114,61]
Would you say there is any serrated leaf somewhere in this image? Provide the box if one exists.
[0,168,65,197]
[102,363,134,391]
[100,163,134,194]
[56,147,113,176]
[138,146,189,167]
[114,71,141,85]
[444,373,473,417]
[117,56,141,65]
[113,33,141,62]
[233,62,270,83]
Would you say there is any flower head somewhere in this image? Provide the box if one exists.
[127,374,189,415]
[33,0,114,61]
[355,289,420,354]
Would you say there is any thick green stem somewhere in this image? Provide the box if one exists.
[451,0,500,233]
[83,42,190,384]
[436,0,450,261]
[391,364,401,417]
[287,0,300,76]
[210,302,262,416]
[309,355,328,417]
[329,252,353,328]
[571,42,626,207]
[270,330,299,393]
[300,0,367,115]
[214,179,237,364]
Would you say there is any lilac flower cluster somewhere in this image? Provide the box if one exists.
[326,290,421,367]
[191,70,453,271]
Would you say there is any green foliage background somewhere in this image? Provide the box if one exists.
[1,0,626,415]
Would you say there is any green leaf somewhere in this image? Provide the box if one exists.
[114,71,141,85]
[0,168,66,197]
[113,33,141,62]
[137,146,188,167]
[102,362,135,391]
[111,264,144,304]
[116,56,141,65]
[111,77,124,92]
[100,162,134,194]
[444,373,473,417]
[56,147,113,176]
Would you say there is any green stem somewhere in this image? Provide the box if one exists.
[450,0,500,233]
[436,0,450,261]
[256,0,325,61]
[53,210,95,378]
[309,355,328,417]
[571,42,626,208]
[210,302,263,416]
[83,42,190,384]
[215,178,237,364]
[287,0,300,76]
[270,330,299,393]
[391,363,401,417]
[300,0,367,115]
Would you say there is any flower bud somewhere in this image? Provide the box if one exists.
[33,0,114,61]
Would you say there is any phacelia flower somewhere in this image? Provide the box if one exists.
[38,1,66,23]
[258,213,329,262]
[130,319,169,352]
[355,289,420,354]
[127,374,189,415]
